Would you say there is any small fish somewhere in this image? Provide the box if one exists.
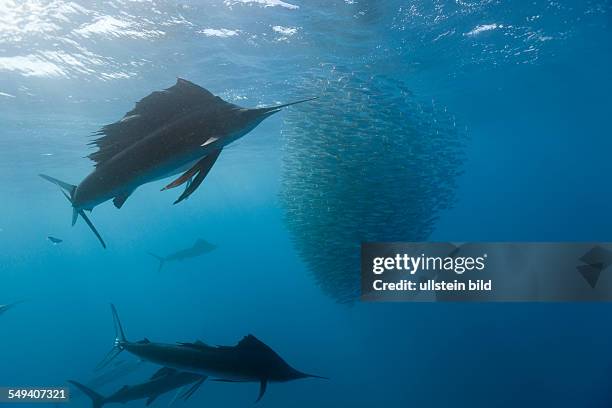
[48,236,63,244]
[0,301,23,316]
[279,68,464,303]
[147,239,216,272]
[40,79,316,248]
[97,305,327,403]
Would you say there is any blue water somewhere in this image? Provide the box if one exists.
[1,1,612,407]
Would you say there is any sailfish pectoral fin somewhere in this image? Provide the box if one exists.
[161,166,200,191]
[145,394,159,407]
[255,379,268,403]
[180,376,207,401]
[172,149,223,205]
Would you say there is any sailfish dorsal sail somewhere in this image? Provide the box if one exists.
[88,78,237,167]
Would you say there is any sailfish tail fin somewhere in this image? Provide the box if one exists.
[147,252,166,272]
[68,381,105,408]
[39,174,107,249]
[96,304,127,371]
[39,174,76,197]
[78,210,106,249]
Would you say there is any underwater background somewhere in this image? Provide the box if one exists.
[1,0,612,407]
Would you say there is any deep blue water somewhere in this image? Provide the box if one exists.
[1,1,612,407]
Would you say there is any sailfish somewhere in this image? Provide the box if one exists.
[40,79,315,248]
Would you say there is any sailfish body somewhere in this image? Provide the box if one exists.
[40,79,315,248]
[98,305,327,403]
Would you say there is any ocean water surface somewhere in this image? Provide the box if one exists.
[1,1,612,407]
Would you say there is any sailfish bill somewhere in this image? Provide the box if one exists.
[39,79,317,247]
